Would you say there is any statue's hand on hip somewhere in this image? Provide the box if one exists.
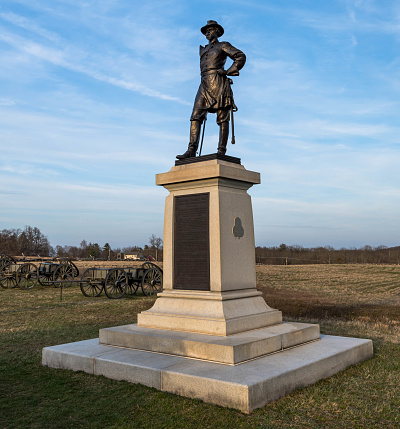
[217,68,227,76]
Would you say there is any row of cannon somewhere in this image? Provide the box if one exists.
[0,254,163,299]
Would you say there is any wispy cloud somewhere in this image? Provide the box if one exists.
[0,26,189,104]
[292,4,400,36]
[242,118,398,141]
[0,11,60,41]
[0,98,15,106]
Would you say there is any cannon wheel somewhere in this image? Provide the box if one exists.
[80,268,103,297]
[0,254,16,269]
[38,274,54,287]
[141,268,163,296]
[0,276,17,289]
[141,262,162,272]
[104,268,127,299]
[53,264,75,288]
[57,258,79,277]
[125,280,139,296]
[0,254,16,278]
[16,263,39,290]
[0,254,17,289]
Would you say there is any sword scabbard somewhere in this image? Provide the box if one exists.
[230,106,235,144]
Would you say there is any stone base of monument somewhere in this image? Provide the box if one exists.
[42,334,372,413]
[42,158,373,413]
[98,321,320,364]
[136,289,283,336]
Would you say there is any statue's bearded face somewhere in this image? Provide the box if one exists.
[205,27,219,40]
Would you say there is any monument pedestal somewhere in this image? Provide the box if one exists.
[138,158,282,336]
[42,158,373,413]
[137,289,282,336]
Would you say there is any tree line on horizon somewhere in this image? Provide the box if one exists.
[0,226,52,257]
[1,226,399,265]
[256,243,400,265]
[0,227,163,261]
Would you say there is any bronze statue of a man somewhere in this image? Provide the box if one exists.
[176,20,246,159]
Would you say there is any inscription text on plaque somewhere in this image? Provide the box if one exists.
[174,193,210,290]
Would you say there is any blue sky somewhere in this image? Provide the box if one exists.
[1,0,399,250]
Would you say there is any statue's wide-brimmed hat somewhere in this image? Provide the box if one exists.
[201,20,224,37]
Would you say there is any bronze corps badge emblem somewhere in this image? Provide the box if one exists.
[232,217,244,239]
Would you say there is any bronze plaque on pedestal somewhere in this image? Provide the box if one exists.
[174,193,210,290]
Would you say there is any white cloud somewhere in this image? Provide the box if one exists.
[0,98,15,105]
[0,11,60,41]
[0,27,189,104]
[293,4,400,36]
[242,117,398,141]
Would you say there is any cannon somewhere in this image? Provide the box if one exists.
[79,262,163,299]
[0,254,39,290]
[38,259,79,287]
[0,254,79,290]
[0,254,17,288]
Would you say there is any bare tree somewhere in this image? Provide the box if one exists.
[149,234,163,261]
[17,226,52,256]
[0,228,20,255]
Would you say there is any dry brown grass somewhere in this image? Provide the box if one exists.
[1,263,399,428]
[0,260,161,337]
[257,264,400,343]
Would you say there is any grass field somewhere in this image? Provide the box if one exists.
[1,264,399,428]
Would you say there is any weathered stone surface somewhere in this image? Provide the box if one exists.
[137,290,282,336]
[94,348,183,389]
[42,335,373,413]
[42,339,114,374]
[155,159,260,187]
[99,322,320,364]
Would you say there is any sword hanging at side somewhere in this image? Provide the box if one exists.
[230,106,235,145]
[227,77,237,145]
[198,113,207,156]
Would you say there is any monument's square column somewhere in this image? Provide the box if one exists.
[137,158,282,336]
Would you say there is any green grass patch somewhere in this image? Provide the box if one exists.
[1,265,399,428]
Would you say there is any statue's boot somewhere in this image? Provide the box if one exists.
[217,121,229,155]
[176,121,201,159]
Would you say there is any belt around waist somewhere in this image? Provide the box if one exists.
[200,69,220,77]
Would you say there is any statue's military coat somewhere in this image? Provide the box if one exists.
[191,41,246,119]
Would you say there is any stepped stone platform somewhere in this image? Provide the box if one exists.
[42,334,373,413]
[98,322,320,365]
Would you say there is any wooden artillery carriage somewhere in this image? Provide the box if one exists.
[79,262,163,299]
[37,258,79,287]
[0,254,163,298]
[0,254,79,290]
